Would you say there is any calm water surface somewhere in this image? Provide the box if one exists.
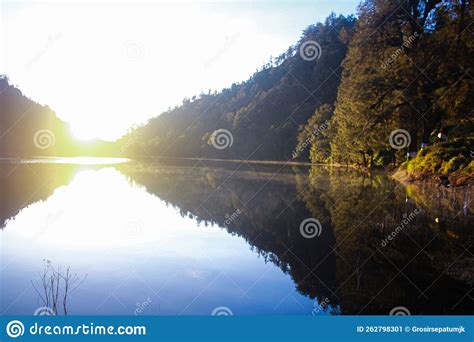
[1,159,472,315]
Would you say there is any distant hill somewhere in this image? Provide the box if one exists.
[118,14,356,161]
[118,0,473,172]
[0,76,115,157]
[4,0,471,170]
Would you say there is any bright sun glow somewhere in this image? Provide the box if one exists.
[70,122,102,141]
[3,168,242,251]
[2,0,359,141]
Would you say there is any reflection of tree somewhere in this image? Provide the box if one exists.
[0,163,77,228]
[401,182,473,287]
[122,162,472,315]
[120,163,338,306]
[310,167,473,314]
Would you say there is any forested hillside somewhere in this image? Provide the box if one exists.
[118,14,356,160]
[0,76,115,157]
[2,0,472,175]
[119,0,472,176]
[0,76,71,157]
[317,0,473,168]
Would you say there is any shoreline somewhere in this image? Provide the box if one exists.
[2,155,471,189]
[391,166,473,189]
[1,155,355,168]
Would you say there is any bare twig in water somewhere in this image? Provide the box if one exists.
[31,260,87,315]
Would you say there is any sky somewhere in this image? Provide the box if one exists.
[1,0,360,141]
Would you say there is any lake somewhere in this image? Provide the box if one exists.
[1,158,472,315]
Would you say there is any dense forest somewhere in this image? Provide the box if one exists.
[116,13,355,160]
[327,0,473,170]
[116,0,472,175]
[1,0,472,179]
[117,13,356,161]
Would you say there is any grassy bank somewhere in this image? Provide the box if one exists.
[393,138,473,187]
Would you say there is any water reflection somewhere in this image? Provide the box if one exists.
[1,159,472,315]
[119,162,473,315]
[0,162,77,228]
[1,162,317,315]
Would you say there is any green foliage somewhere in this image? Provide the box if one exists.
[120,0,472,174]
[406,138,473,176]
[295,104,333,162]
[120,14,356,160]
[327,0,473,168]
[3,0,471,173]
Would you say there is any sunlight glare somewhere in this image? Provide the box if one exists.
[1,1,358,140]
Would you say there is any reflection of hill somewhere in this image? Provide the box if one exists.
[121,162,473,314]
[400,181,473,287]
[403,181,472,237]
[0,163,78,227]
[119,162,338,307]
[306,167,473,314]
